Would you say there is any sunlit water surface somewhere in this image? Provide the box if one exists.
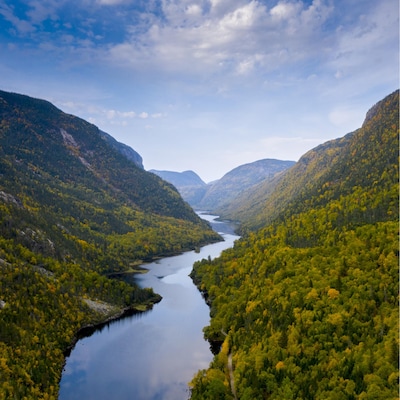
[59,214,238,400]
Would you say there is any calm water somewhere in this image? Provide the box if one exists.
[58,214,238,400]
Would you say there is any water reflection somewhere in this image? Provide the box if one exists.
[59,216,238,400]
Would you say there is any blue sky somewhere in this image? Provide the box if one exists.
[0,0,398,182]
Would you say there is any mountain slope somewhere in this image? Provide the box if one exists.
[189,90,399,399]
[220,134,353,230]
[150,169,206,187]
[150,169,208,205]
[0,89,220,399]
[99,129,144,168]
[224,91,399,232]
[195,159,295,211]
[152,159,295,212]
[0,90,205,223]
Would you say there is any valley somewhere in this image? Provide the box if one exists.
[59,214,239,400]
[0,89,398,399]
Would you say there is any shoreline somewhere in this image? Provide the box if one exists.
[61,237,221,366]
[58,215,236,398]
[63,295,162,358]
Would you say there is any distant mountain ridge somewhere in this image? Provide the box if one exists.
[150,169,208,206]
[152,159,295,212]
[196,159,295,211]
[149,169,206,187]
[150,169,207,206]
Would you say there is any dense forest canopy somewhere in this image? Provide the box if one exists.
[0,90,220,399]
[189,90,399,399]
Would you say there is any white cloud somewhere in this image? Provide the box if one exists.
[218,0,263,30]
[270,1,300,20]
[327,0,398,84]
[151,113,165,118]
[106,109,117,119]
[105,0,336,84]
[57,100,163,125]
[120,111,137,118]
[96,0,129,5]
[209,0,249,18]
[0,3,35,34]
[25,0,61,25]
[186,4,202,17]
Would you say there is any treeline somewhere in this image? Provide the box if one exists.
[189,90,399,399]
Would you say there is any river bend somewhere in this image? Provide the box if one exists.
[59,214,238,400]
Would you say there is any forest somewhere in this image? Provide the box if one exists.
[189,90,399,399]
[0,90,220,399]
[0,87,398,399]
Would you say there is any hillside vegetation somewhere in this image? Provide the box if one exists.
[0,90,220,399]
[189,90,399,399]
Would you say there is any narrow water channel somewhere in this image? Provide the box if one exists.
[58,214,239,400]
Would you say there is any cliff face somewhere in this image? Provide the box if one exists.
[99,129,144,169]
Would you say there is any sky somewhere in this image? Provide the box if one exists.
[0,0,398,183]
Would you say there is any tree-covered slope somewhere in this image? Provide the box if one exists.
[0,90,204,223]
[225,91,398,232]
[0,90,220,399]
[0,90,220,261]
[189,90,399,399]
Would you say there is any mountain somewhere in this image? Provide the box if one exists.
[150,169,206,187]
[218,135,353,230]
[196,159,295,211]
[225,90,399,232]
[152,159,295,212]
[189,90,399,399]
[99,129,144,168]
[150,169,208,205]
[0,89,220,399]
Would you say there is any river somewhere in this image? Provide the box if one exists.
[58,214,239,400]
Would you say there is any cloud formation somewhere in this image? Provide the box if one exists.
[1,0,396,87]
[0,0,398,181]
[107,0,335,80]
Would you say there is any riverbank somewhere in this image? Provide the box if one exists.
[61,234,223,389]
[66,232,224,355]
[104,235,224,278]
[59,216,239,400]
[63,294,162,357]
